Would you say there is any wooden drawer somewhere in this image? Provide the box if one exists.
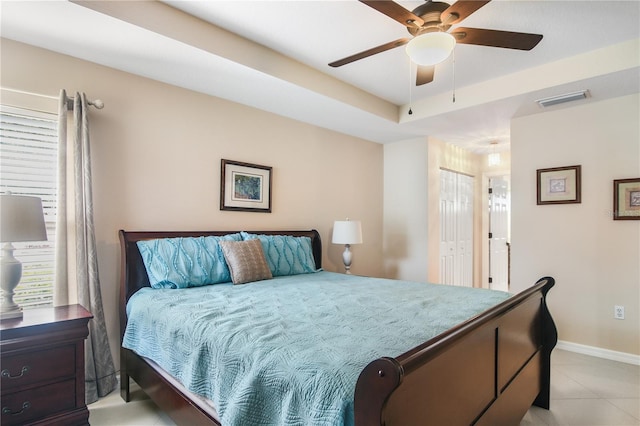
[1,379,76,425]
[1,344,76,392]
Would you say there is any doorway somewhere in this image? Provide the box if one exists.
[488,175,510,291]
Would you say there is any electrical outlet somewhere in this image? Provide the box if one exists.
[614,305,625,320]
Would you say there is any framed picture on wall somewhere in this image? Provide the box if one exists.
[536,165,582,205]
[613,178,640,220]
[220,159,272,213]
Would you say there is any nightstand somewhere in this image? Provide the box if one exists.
[0,304,93,425]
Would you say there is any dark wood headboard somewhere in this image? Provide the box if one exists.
[118,230,322,338]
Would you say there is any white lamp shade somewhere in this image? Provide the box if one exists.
[0,195,47,243]
[332,220,363,245]
[406,32,456,66]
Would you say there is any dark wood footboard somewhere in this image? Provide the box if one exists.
[354,276,557,426]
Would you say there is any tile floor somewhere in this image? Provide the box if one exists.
[89,349,639,425]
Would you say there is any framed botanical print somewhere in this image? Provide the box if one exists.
[613,178,640,220]
[537,165,581,205]
[220,159,272,213]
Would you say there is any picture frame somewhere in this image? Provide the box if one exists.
[613,178,640,220]
[220,159,272,213]
[536,165,581,205]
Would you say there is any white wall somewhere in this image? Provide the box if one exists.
[511,94,640,355]
[383,138,429,281]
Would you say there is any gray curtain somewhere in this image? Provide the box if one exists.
[57,90,117,404]
[54,92,68,306]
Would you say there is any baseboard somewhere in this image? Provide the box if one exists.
[557,340,640,366]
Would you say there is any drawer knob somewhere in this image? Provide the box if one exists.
[1,366,29,379]
[2,401,31,416]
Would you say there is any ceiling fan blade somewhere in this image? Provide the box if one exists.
[451,27,543,50]
[441,1,491,25]
[416,65,435,86]
[329,38,410,67]
[359,0,424,28]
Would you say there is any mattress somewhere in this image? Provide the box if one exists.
[123,271,511,426]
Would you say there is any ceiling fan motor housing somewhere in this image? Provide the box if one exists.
[409,1,452,36]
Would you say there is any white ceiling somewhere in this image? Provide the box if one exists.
[1,0,639,152]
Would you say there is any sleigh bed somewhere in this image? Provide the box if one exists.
[119,229,557,426]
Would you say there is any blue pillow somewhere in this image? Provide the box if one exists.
[137,234,242,288]
[240,232,318,276]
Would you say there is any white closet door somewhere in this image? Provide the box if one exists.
[440,170,457,285]
[439,170,474,287]
[489,176,510,291]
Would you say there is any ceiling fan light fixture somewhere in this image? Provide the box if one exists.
[406,32,456,66]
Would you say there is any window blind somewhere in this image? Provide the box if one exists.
[0,106,58,309]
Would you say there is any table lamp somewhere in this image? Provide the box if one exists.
[1,194,47,320]
[332,219,362,274]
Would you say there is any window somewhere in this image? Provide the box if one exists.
[0,105,58,309]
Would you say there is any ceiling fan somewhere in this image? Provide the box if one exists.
[329,0,543,86]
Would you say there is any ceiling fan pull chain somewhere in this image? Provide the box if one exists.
[452,49,456,103]
[408,56,413,115]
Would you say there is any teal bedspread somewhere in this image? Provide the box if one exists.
[123,271,510,426]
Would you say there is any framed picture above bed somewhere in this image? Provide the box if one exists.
[220,159,272,213]
[613,178,640,220]
[536,165,581,205]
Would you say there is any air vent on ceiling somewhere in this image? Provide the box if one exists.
[536,90,590,108]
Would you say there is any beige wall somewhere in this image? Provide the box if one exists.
[1,39,384,366]
[3,36,638,365]
[511,94,640,355]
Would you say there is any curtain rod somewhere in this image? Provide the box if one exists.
[2,87,104,110]
[65,96,104,110]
